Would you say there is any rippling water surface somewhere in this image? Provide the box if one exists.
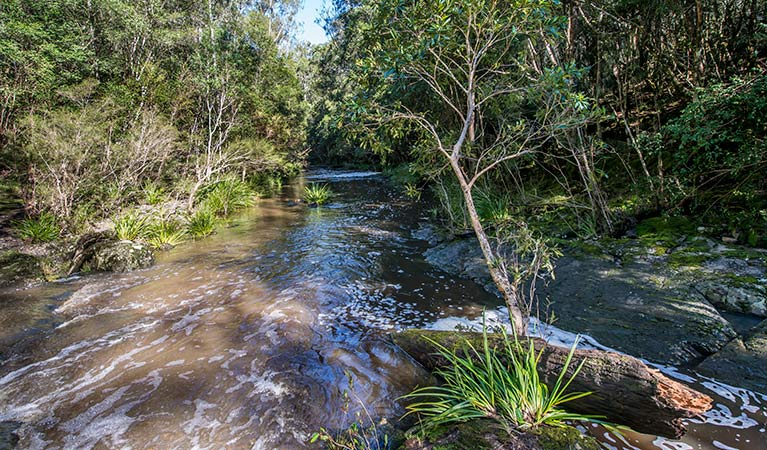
[0,171,764,449]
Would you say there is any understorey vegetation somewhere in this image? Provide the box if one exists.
[309,0,767,249]
[1,0,309,244]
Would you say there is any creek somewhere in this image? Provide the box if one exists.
[0,171,764,449]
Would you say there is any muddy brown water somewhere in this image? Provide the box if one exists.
[0,171,764,449]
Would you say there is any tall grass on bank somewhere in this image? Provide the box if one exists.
[146,219,187,249]
[202,178,256,216]
[113,212,149,241]
[401,323,602,435]
[13,213,61,243]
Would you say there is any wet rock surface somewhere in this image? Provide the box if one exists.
[697,319,767,393]
[423,232,766,385]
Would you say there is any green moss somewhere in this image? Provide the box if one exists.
[635,216,695,248]
[667,253,710,268]
[722,273,760,286]
[408,419,509,450]
[722,248,767,261]
[404,421,600,450]
[565,240,606,258]
[533,426,601,450]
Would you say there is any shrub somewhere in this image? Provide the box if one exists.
[146,220,187,249]
[187,209,217,238]
[303,183,332,206]
[201,178,256,216]
[401,324,602,434]
[14,213,61,243]
[476,191,514,225]
[21,95,177,218]
[113,212,149,241]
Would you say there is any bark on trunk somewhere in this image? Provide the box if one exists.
[448,157,527,335]
[392,330,712,439]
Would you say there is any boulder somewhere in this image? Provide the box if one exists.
[423,238,737,366]
[0,251,44,287]
[696,319,767,394]
[695,279,767,317]
[80,240,154,273]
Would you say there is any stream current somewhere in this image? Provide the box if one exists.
[0,171,764,449]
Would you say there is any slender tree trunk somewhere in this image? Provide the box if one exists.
[448,156,527,335]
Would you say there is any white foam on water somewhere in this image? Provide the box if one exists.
[712,441,740,450]
[60,369,163,450]
[652,437,693,450]
[304,170,381,180]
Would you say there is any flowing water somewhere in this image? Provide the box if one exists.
[0,171,764,449]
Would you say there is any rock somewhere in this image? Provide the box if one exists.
[81,240,154,273]
[399,419,600,450]
[0,251,44,287]
[696,319,767,394]
[424,238,737,366]
[695,279,767,317]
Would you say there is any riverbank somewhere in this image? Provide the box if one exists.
[418,218,767,393]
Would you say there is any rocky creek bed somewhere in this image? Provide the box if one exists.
[420,222,767,394]
[0,173,765,449]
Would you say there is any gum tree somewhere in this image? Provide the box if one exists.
[352,0,590,333]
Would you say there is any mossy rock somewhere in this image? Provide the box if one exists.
[636,216,695,248]
[533,426,601,450]
[636,216,696,237]
[0,251,44,287]
[400,420,599,450]
[81,240,154,273]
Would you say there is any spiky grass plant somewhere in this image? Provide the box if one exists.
[402,323,601,435]
[14,212,61,243]
[113,212,149,241]
[146,219,187,249]
[303,183,332,206]
[202,178,256,216]
[187,208,217,238]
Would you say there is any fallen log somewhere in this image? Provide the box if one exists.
[392,330,712,439]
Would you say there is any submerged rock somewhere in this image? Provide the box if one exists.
[399,419,600,450]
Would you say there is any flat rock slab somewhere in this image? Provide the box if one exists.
[424,239,736,366]
[697,319,767,394]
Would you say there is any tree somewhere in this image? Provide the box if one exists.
[352,0,590,333]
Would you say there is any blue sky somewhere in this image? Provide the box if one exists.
[296,0,328,45]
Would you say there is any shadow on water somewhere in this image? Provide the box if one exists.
[0,171,763,449]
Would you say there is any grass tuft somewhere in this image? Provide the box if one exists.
[202,178,256,216]
[187,209,217,238]
[401,320,606,435]
[113,211,149,241]
[143,181,166,205]
[14,213,61,243]
[146,219,187,249]
[304,183,332,206]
